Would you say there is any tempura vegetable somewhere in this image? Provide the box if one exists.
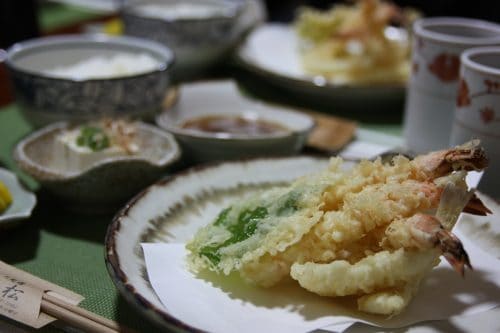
[294,0,418,84]
[187,141,490,315]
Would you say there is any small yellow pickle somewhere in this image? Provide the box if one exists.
[0,180,13,213]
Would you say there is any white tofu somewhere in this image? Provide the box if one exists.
[52,128,127,172]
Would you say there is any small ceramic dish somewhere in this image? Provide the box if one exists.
[156,80,315,162]
[5,34,174,128]
[13,122,180,213]
[0,168,37,227]
[121,0,246,80]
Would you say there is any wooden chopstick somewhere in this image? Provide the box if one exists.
[41,293,135,333]
[0,261,137,332]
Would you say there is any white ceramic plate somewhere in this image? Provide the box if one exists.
[234,24,407,114]
[0,168,36,226]
[105,156,500,332]
[105,156,331,330]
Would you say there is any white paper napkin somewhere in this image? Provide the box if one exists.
[142,224,500,333]
[339,141,391,161]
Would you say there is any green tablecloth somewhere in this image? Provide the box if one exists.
[0,102,403,333]
[38,3,105,33]
[0,5,403,332]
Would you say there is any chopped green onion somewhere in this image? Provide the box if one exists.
[76,126,110,152]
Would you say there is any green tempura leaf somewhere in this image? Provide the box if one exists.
[197,190,303,267]
[199,245,222,265]
[230,206,268,242]
[213,207,231,226]
[199,206,269,265]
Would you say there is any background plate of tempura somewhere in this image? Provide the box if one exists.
[233,0,419,119]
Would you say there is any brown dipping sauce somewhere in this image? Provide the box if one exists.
[180,115,290,136]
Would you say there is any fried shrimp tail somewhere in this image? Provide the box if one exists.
[413,140,488,179]
[436,228,472,276]
[385,213,471,276]
[463,193,492,216]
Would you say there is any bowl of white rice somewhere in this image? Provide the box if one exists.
[5,34,174,128]
[121,0,248,80]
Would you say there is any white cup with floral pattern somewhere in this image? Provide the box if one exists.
[450,47,500,198]
[403,17,500,154]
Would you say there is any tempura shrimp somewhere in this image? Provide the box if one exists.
[187,141,491,316]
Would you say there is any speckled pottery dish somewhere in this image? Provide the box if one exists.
[105,156,500,331]
[0,168,36,227]
[5,34,174,128]
[105,156,331,331]
[13,122,180,213]
[121,0,245,79]
[156,80,315,162]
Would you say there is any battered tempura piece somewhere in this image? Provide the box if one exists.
[294,0,418,84]
[187,141,490,315]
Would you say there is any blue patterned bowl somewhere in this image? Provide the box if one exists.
[122,0,245,80]
[5,34,174,128]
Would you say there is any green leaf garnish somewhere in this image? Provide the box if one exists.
[76,126,110,152]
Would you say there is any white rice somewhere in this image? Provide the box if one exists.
[44,53,161,80]
[134,3,227,20]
